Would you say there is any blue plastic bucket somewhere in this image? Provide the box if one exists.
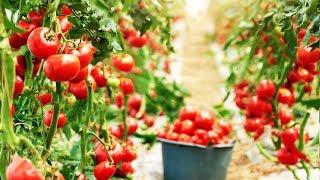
[159,138,234,180]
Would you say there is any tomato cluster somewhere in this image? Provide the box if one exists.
[158,106,232,146]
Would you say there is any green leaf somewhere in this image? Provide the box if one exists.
[300,99,320,109]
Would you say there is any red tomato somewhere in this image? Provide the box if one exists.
[10,105,15,116]
[280,129,298,149]
[9,33,26,49]
[115,92,124,108]
[55,172,65,180]
[208,130,220,144]
[277,88,295,106]
[128,94,142,117]
[61,4,72,15]
[68,80,91,100]
[109,125,123,139]
[27,9,45,26]
[180,120,195,136]
[67,42,96,68]
[14,76,24,97]
[32,59,42,76]
[44,54,80,82]
[120,118,138,135]
[179,106,198,121]
[122,146,137,162]
[296,67,314,83]
[173,120,182,133]
[246,96,272,117]
[243,117,263,132]
[70,67,88,83]
[6,156,44,180]
[93,161,116,180]
[194,129,210,145]
[157,129,167,138]
[116,162,134,176]
[123,28,138,39]
[95,143,108,163]
[194,110,214,130]
[278,109,293,125]
[256,80,276,100]
[109,144,124,164]
[15,56,26,77]
[297,47,320,66]
[178,134,191,142]
[27,27,62,59]
[111,54,135,72]
[166,132,179,141]
[217,121,232,135]
[17,20,37,41]
[277,147,299,165]
[297,29,306,39]
[43,110,67,128]
[58,16,73,33]
[120,78,134,94]
[128,35,148,48]
[91,65,106,87]
[77,174,87,180]
[37,93,52,106]
[143,115,155,127]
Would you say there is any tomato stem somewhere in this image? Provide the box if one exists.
[256,142,277,162]
[79,80,93,172]
[298,112,310,151]
[42,82,62,159]
[122,95,129,141]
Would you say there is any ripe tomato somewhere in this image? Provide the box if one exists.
[9,33,26,49]
[217,121,232,135]
[157,129,167,138]
[43,110,67,128]
[166,131,179,141]
[123,28,138,39]
[109,125,123,139]
[116,162,134,176]
[296,47,319,65]
[27,9,45,26]
[68,80,95,100]
[122,146,137,162]
[14,76,24,97]
[91,64,106,87]
[243,117,263,132]
[10,105,15,116]
[109,144,124,164]
[277,88,295,106]
[120,118,138,135]
[178,134,191,143]
[128,94,142,117]
[173,120,182,133]
[179,106,198,121]
[37,93,52,106]
[119,77,134,94]
[95,143,108,163]
[115,92,124,108]
[280,129,298,149]
[128,35,148,48]
[296,67,314,83]
[70,67,88,83]
[246,96,272,117]
[208,130,220,144]
[277,147,299,165]
[278,109,293,125]
[15,56,26,77]
[194,110,214,130]
[93,161,116,180]
[143,115,155,127]
[67,42,96,68]
[58,16,73,33]
[61,4,72,15]
[6,156,44,180]
[111,54,135,72]
[27,27,62,59]
[256,80,276,100]
[17,20,37,41]
[44,54,80,82]
[180,120,195,135]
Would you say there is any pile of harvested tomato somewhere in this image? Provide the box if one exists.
[158,106,232,146]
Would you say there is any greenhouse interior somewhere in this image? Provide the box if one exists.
[0,0,319,180]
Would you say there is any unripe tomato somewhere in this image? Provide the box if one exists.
[27,27,62,59]
[277,88,295,106]
[128,35,148,48]
[180,120,195,135]
[256,80,276,100]
[17,20,37,41]
[116,162,134,176]
[44,54,80,82]
[277,147,299,165]
[6,156,44,180]
[43,110,67,128]
[9,33,26,49]
[14,75,24,97]
[91,64,106,87]
[119,78,134,94]
[58,16,73,33]
[122,146,137,162]
[111,54,135,72]
[179,106,198,121]
[61,4,72,15]
[194,110,214,130]
[93,161,116,180]
[95,143,108,163]
[37,93,52,106]
[70,67,88,83]
[27,9,45,26]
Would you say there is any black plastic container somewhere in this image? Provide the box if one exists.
[159,138,234,180]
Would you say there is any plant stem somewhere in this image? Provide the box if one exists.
[256,142,278,162]
[79,81,93,172]
[298,112,310,151]
[301,161,311,180]
[122,95,129,141]
[287,166,300,180]
[42,82,62,158]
